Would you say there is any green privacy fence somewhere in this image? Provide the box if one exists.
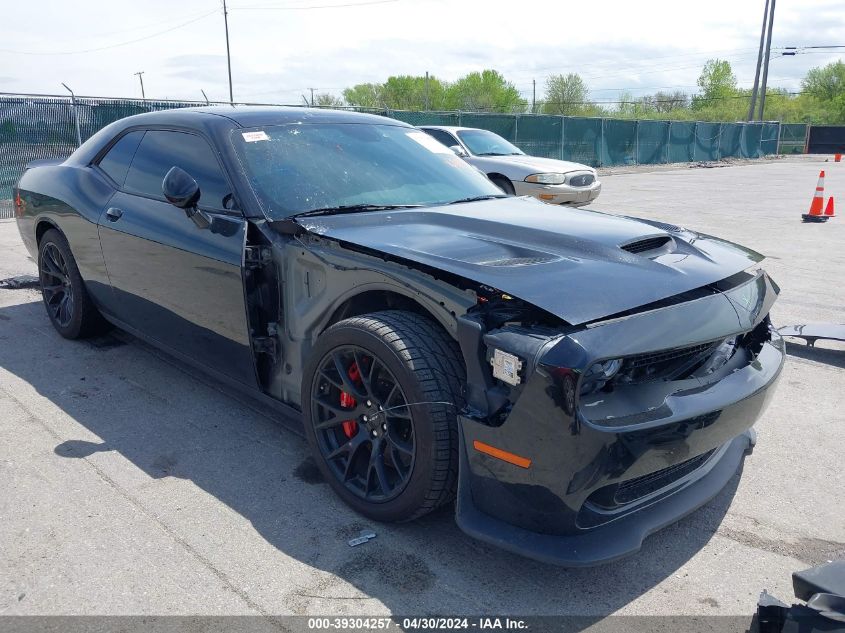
[0,93,805,210]
[391,110,785,166]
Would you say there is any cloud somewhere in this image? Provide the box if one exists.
[0,0,842,103]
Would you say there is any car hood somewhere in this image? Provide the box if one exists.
[296,196,763,325]
[467,154,594,179]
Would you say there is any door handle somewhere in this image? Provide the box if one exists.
[105,207,123,222]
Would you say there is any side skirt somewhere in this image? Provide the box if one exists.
[102,314,305,438]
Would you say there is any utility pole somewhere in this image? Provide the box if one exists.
[223,0,234,104]
[308,88,316,106]
[61,83,82,147]
[134,71,146,100]
[747,0,769,121]
[424,71,430,111]
[532,79,536,113]
[758,0,777,121]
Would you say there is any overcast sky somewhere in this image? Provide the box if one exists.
[1,0,843,105]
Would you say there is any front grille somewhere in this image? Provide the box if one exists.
[614,449,716,504]
[619,340,719,383]
[621,235,672,254]
[569,173,595,187]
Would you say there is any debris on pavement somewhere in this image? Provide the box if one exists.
[348,530,377,547]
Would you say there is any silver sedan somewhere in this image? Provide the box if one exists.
[420,125,601,206]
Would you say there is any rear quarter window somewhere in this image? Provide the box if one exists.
[123,130,232,209]
[423,128,460,148]
[96,131,144,187]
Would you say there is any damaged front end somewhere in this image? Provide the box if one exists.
[454,270,784,566]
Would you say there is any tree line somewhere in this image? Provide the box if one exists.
[311,60,845,124]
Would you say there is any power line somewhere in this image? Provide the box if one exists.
[0,10,217,55]
[540,91,804,107]
[504,47,766,78]
[230,0,399,9]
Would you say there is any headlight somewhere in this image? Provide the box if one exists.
[586,359,622,380]
[580,358,622,395]
[525,173,566,185]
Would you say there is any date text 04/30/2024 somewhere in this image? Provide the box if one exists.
[307,617,529,630]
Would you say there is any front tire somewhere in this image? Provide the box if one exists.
[490,175,515,195]
[38,229,110,339]
[302,310,465,522]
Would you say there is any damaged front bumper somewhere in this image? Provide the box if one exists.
[454,271,784,566]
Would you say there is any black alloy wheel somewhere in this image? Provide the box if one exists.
[310,345,415,503]
[38,228,110,339]
[302,311,465,522]
[40,242,74,328]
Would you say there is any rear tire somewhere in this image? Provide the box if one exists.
[38,229,110,339]
[302,310,465,522]
[490,175,515,195]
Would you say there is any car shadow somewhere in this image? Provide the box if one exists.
[785,341,845,369]
[0,297,743,616]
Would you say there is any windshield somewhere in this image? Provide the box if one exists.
[456,129,524,156]
[231,123,502,218]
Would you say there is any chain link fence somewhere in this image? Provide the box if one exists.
[1,93,805,219]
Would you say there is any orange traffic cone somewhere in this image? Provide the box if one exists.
[836,154,842,162]
[824,197,836,218]
[802,170,829,222]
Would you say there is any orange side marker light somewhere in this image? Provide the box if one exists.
[473,440,532,469]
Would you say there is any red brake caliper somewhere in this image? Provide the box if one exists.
[340,362,362,439]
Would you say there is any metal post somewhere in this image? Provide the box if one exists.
[758,0,776,121]
[532,79,536,113]
[134,71,146,100]
[692,122,697,162]
[424,71,430,111]
[309,88,316,107]
[666,120,672,164]
[201,89,210,105]
[717,123,723,160]
[747,0,770,121]
[223,0,234,104]
[560,115,565,161]
[61,83,82,147]
[634,120,639,165]
[600,118,605,167]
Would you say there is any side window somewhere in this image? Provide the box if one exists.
[124,130,232,209]
[96,130,144,187]
[424,129,460,149]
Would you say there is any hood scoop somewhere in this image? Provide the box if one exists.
[621,235,673,255]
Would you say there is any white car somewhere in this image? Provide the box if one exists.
[420,125,601,206]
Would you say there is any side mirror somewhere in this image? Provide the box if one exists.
[162,166,210,230]
[449,145,468,158]
[163,166,201,209]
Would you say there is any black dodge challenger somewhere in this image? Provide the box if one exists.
[14,106,784,565]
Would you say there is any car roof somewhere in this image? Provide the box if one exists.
[67,106,411,167]
[125,105,407,129]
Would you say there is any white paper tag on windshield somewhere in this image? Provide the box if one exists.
[406,131,453,154]
[242,130,269,143]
